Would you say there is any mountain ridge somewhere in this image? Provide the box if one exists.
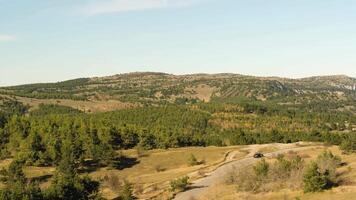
[2,72,355,87]
[1,72,355,112]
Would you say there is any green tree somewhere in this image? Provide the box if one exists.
[44,132,104,200]
[303,162,328,192]
[0,160,43,200]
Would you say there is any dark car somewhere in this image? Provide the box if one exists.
[253,152,264,158]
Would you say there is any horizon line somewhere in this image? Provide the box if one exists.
[1,71,355,87]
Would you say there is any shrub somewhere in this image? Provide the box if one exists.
[272,155,304,180]
[135,146,148,158]
[253,159,269,178]
[154,165,165,172]
[316,150,341,184]
[170,176,189,192]
[303,162,328,192]
[340,134,356,153]
[234,168,260,192]
[226,154,306,192]
[188,154,199,166]
[120,181,135,200]
[102,174,121,191]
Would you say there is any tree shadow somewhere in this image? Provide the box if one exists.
[30,174,53,183]
[78,156,140,173]
[114,156,140,170]
[186,185,207,190]
[78,160,101,173]
[112,196,137,200]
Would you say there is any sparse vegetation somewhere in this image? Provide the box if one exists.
[170,176,189,192]
[188,154,199,166]
[225,151,343,194]
[120,181,135,200]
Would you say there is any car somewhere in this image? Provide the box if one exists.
[253,152,264,158]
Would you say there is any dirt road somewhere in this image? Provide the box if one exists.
[173,143,314,200]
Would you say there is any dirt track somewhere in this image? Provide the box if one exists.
[173,143,314,200]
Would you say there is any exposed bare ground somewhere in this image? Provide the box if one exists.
[183,84,218,102]
[173,143,316,200]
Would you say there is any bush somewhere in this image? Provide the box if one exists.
[316,151,341,171]
[315,150,341,186]
[101,174,121,191]
[303,162,328,192]
[340,134,356,153]
[226,154,306,192]
[170,176,189,192]
[253,159,269,178]
[154,165,165,172]
[232,168,261,192]
[225,151,343,193]
[120,181,135,200]
[187,154,199,166]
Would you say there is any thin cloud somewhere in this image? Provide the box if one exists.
[82,0,201,15]
[0,35,16,42]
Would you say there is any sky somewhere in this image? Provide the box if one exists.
[1,0,356,86]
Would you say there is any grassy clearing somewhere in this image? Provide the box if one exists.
[0,145,246,199]
[1,94,136,112]
[91,146,245,199]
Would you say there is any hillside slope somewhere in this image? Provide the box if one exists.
[1,72,355,112]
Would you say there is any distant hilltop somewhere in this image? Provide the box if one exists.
[0,72,355,112]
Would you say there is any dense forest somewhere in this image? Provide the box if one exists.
[0,73,355,199]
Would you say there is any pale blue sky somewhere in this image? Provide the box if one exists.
[1,0,356,86]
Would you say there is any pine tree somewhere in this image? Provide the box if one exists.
[303,162,328,192]
[0,160,43,200]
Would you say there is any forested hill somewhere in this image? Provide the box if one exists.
[0,73,355,199]
[0,72,355,112]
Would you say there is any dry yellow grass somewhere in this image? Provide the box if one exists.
[0,159,12,169]
[1,94,137,112]
[3,144,353,200]
[23,166,55,179]
[257,146,279,153]
[199,187,356,200]
[198,145,356,200]
[91,146,246,199]
[0,146,245,199]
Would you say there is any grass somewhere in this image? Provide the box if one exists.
[0,146,245,199]
[91,146,245,199]
[0,94,136,112]
[198,145,356,200]
[199,188,356,200]
[2,144,354,200]
[257,146,279,153]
